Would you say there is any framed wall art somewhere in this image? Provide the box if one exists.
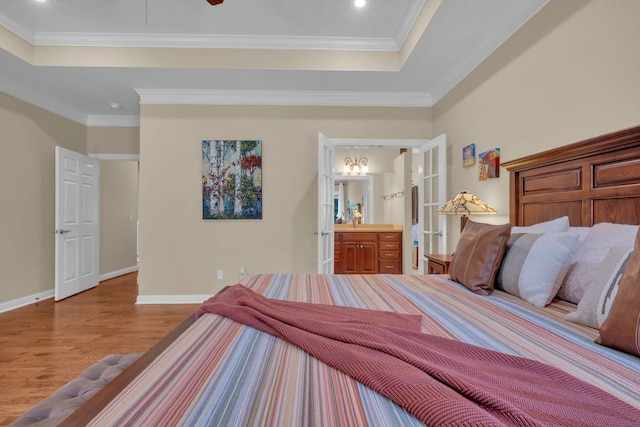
[462,143,476,167]
[479,148,500,181]
[202,140,262,219]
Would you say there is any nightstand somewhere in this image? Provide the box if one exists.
[425,254,453,274]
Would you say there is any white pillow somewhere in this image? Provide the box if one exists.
[511,216,569,234]
[565,246,632,328]
[497,231,579,307]
[558,223,638,304]
[568,226,590,243]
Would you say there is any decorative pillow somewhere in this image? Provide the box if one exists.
[565,246,632,328]
[568,226,590,244]
[448,220,512,296]
[511,216,569,234]
[497,232,578,307]
[558,223,638,304]
[596,228,640,357]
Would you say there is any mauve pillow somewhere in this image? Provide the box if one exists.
[596,228,640,357]
[449,220,512,295]
[559,223,638,304]
[565,246,632,328]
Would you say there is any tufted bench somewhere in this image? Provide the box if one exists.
[9,353,141,426]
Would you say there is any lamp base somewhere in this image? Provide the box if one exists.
[460,215,469,231]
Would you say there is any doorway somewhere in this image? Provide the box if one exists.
[318,135,447,275]
[91,154,140,281]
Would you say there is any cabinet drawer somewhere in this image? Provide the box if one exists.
[378,232,401,242]
[379,260,401,274]
[379,241,400,251]
[379,250,400,260]
[341,232,378,242]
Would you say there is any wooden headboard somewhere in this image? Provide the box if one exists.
[502,125,640,227]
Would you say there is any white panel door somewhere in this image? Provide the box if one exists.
[55,147,100,300]
[418,134,447,273]
[317,133,335,274]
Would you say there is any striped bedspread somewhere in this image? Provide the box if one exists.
[87,274,640,426]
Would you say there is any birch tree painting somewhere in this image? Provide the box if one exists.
[202,140,262,219]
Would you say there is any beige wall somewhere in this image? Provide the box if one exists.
[87,126,139,155]
[100,161,139,275]
[0,92,86,304]
[433,0,640,247]
[138,105,431,296]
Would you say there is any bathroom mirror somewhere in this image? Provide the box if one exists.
[334,175,373,224]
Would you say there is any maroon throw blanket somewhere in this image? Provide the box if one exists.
[197,284,640,426]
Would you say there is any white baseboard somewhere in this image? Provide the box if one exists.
[0,289,54,313]
[99,265,138,282]
[136,295,211,304]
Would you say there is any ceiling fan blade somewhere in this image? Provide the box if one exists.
[207,0,224,5]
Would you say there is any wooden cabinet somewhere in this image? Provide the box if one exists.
[335,231,402,274]
[333,234,342,274]
[339,232,378,274]
[425,254,452,274]
[378,232,402,274]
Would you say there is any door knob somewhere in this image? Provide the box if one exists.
[55,229,71,234]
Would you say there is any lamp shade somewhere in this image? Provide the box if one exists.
[438,191,496,216]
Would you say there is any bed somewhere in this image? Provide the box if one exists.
[50,124,640,426]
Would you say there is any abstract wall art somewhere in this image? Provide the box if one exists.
[202,140,262,219]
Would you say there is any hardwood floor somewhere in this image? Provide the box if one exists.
[0,273,199,426]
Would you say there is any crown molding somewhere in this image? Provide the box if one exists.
[0,7,400,51]
[86,115,140,127]
[34,32,400,51]
[0,12,35,44]
[395,0,425,47]
[136,89,433,108]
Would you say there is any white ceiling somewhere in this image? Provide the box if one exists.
[0,0,548,126]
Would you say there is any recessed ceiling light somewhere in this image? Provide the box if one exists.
[354,0,366,8]
[110,102,123,109]
[35,0,47,3]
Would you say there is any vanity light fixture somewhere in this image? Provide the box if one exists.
[343,157,368,175]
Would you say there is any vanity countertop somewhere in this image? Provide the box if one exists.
[334,224,402,233]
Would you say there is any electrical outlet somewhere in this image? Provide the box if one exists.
[240,267,247,279]
[217,269,224,280]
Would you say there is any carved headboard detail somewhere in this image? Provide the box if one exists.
[502,125,640,227]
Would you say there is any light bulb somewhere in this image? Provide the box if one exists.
[354,0,366,8]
